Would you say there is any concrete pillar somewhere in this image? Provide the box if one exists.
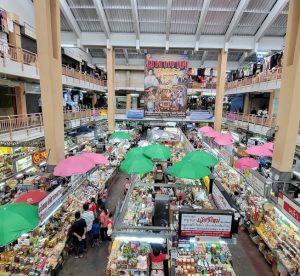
[126,94,131,111]
[268,90,275,118]
[272,0,300,173]
[126,70,131,87]
[214,49,228,132]
[8,21,22,62]
[243,93,250,114]
[92,93,97,108]
[15,83,27,115]
[33,0,65,165]
[107,48,115,131]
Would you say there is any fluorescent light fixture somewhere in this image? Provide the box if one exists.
[39,161,47,166]
[25,167,34,173]
[15,173,24,179]
[61,44,76,47]
[130,93,139,97]
[115,236,165,244]
[256,51,269,56]
[40,202,63,225]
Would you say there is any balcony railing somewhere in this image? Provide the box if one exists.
[225,67,282,90]
[0,42,106,87]
[0,109,104,140]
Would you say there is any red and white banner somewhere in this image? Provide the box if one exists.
[180,213,233,238]
[278,192,300,229]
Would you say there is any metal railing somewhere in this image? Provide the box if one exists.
[225,67,282,90]
[0,108,105,140]
[0,42,106,87]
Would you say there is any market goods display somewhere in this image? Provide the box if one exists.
[175,242,235,276]
[107,240,150,275]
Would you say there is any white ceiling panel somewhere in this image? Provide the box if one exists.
[245,0,277,12]
[265,27,286,36]
[202,24,229,35]
[209,0,240,10]
[170,23,198,34]
[67,0,94,7]
[61,12,72,31]
[109,21,134,32]
[172,0,203,9]
[171,10,201,23]
[137,0,167,9]
[140,22,166,33]
[71,7,99,20]
[102,0,131,8]
[205,11,234,25]
[237,12,267,26]
[77,20,102,32]
[138,9,167,22]
[233,25,259,36]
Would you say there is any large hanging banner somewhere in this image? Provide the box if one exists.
[143,54,188,116]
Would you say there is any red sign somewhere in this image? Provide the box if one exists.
[278,192,300,228]
[32,149,47,165]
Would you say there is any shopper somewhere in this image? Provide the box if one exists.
[124,177,131,195]
[91,218,101,246]
[69,211,87,259]
[107,213,113,241]
[99,206,109,241]
[150,248,168,276]
[81,203,95,248]
[89,197,97,218]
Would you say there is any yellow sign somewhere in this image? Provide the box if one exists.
[100,109,108,115]
[0,147,13,155]
[202,176,210,192]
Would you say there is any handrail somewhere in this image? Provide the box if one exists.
[225,67,282,90]
[0,109,105,138]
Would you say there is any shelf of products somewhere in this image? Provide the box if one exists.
[107,240,151,276]
[88,166,117,191]
[174,241,235,276]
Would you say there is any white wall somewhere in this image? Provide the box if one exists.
[0,0,35,27]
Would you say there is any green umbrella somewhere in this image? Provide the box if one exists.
[120,156,153,174]
[0,203,39,246]
[111,131,130,140]
[183,150,219,167]
[125,147,144,159]
[167,159,211,180]
[143,143,171,160]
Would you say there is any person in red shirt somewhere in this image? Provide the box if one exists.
[150,248,168,276]
[99,206,109,241]
[89,198,97,218]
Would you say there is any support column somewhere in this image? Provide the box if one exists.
[15,83,27,115]
[126,70,131,87]
[214,49,228,132]
[107,48,115,131]
[268,90,275,117]
[126,94,131,111]
[272,0,300,174]
[243,93,250,114]
[33,0,65,165]
[92,93,97,108]
[8,20,22,62]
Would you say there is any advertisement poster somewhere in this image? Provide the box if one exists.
[180,212,233,238]
[143,54,188,115]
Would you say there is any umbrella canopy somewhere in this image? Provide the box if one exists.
[167,160,211,180]
[199,126,213,133]
[203,130,221,138]
[81,152,109,165]
[234,157,259,169]
[262,142,274,151]
[14,190,47,204]
[0,203,39,246]
[53,155,95,177]
[143,143,171,160]
[183,150,219,167]
[125,147,145,159]
[246,145,273,157]
[214,136,234,146]
[110,131,130,140]
[120,156,154,174]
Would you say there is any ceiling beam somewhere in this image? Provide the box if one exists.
[201,50,208,65]
[166,0,173,41]
[195,0,211,42]
[225,0,250,42]
[92,0,110,40]
[255,0,288,42]
[60,0,81,38]
[123,49,129,65]
[131,0,140,40]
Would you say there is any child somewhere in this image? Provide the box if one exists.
[91,218,101,246]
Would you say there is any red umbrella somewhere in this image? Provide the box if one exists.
[199,126,213,133]
[235,157,259,169]
[14,190,48,204]
[203,130,221,138]
[246,145,273,157]
[81,152,109,165]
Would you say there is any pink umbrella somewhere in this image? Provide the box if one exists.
[81,152,109,165]
[235,157,259,169]
[214,136,234,146]
[263,142,274,151]
[222,133,233,140]
[53,155,96,177]
[203,130,221,138]
[199,126,213,133]
[246,145,273,157]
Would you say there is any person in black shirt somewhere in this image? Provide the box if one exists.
[69,211,87,258]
